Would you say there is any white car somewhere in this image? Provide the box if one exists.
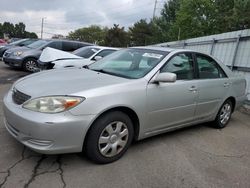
[38,46,118,70]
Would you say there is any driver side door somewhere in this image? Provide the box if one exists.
[145,53,198,133]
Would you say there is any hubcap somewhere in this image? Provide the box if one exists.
[220,103,231,125]
[98,121,129,157]
[25,60,37,72]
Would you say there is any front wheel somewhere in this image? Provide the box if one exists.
[214,100,233,129]
[23,58,38,72]
[85,111,134,164]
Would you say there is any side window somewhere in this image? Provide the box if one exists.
[94,50,116,58]
[161,53,194,80]
[196,54,227,79]
[46,41,62,50]
[62,42,78,52]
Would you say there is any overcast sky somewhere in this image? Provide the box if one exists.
[0,0,165,38]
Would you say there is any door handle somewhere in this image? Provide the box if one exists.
[189,86,197,92]
[224,82,230,87]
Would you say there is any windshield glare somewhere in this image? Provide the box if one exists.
[27,40,50,49]
[89,48,168,79]
[73,46,100,58]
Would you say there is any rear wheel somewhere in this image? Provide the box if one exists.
[85,111,134,164]
[214,100,233,129]
[23,58,38,72]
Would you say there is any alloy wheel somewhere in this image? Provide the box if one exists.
[25,60,37,72]
[219,103,232,125]
[98,121,129,157]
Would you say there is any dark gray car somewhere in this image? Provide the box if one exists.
[0,38,38,58]
[3,39,92,72]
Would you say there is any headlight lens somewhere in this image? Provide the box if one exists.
[23,96,84,113]
[14,51,23,56]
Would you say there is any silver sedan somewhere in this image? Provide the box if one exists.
[3,47,247,163]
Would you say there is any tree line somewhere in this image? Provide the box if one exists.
[68,0,250,47]
[0,22,38,39]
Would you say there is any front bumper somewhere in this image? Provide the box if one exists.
[3,56,23,68]
[3,91,96,154]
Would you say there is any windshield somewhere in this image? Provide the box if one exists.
[89,48,168,79]
[27,40,50,49]
[73,46,100,58]
[19,39,37,46]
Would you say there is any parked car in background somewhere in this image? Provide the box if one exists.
[0,38,38,58]
[3,47,247,164]
[8,38,22,43]
[38,46,118,70]
[0,39,7,47]
[3,39,92,72]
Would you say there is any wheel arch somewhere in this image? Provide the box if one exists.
[226,96,236,112]
[22,56,38,66]
[83,106,140,150]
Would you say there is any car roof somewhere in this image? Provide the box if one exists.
[95,46,119,50]
[80,45,119,50]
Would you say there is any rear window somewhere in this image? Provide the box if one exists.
[73,47,100,58]
[62,41,78,52]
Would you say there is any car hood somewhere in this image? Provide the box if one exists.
[14,68,129,97]
[39,47,81,64]
[6,46,30,53]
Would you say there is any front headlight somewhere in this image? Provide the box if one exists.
[23,96,84,113]
[14,51,23,56]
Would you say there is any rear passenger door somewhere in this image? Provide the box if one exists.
[194,53,230,120]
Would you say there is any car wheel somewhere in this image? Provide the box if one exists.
[214,100,233,129]
[85,111,134,164]
[23,58,38,72]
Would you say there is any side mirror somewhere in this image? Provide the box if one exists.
[153,72,177,83]
[94,56,103,61]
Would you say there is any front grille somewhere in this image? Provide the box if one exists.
[12,88,31,105]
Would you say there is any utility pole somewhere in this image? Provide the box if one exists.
[153,0,157,19]
[41,18,45,39]
[178,27,181,41]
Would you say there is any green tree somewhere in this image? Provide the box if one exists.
[0,22,38,38]
[129,19,152,46]
[213,0,234,33]
[104,24,129,47]
[172,0,215,40]
[25,31,38,39]
[232,0,250,30]
[152,0,181,42]
[14,22,26,38]
[68,25,107,45]
[2,22,15,37]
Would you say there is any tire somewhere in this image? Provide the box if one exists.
[85,111,134,164]
[22,58,38,72]
[213,100,233,129]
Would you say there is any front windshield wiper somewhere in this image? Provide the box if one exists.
[91,69,131,79]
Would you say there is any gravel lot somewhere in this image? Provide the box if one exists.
[0,62,250,188]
